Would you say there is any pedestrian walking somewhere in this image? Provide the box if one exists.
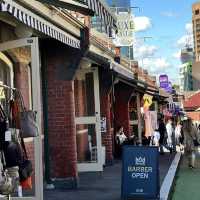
[153,129,160,147]
[158,118,166,154]
[175,121,182,147]
[182,118,200,168]
[166,119,173,153]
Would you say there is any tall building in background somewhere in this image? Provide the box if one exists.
[107,0,131,8]
[192,2,200,61]
[179,48,193,91]
[192,2,200,90]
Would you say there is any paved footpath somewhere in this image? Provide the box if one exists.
[44,153,175,200]
[172,150,200,200]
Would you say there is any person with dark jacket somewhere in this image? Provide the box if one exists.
[158,119,166,154]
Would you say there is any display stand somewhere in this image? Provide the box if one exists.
[0,37,43,200]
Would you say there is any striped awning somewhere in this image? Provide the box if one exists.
[0,1,80,49]
[85,0,117,29]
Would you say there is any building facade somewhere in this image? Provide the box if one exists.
[192,2,200,90]
[107,0,131,8]
[192,2,200,62]
[179,48,193,91]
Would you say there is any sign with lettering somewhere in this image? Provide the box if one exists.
[121,146,159,200]
[113,12,135,46]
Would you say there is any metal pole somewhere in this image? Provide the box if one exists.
[137,93,142,145]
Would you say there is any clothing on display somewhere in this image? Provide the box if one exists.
[0,85,35,196]
[144,111,158,137]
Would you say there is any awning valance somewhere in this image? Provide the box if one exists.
[84,0,117,28]
[34,0,117,29]
[0,1,80,49]
[110,62,134,80]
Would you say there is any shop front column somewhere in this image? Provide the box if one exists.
[100,70,113,165]
[42,40,81,188]
[114,83,134,137]
[137,92,142,145]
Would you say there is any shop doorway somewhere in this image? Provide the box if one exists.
[75,67,103,172]
[0,37,43,200]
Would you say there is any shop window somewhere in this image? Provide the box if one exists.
[0,53,13,111]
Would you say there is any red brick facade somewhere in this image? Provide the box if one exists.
[44,42,77,179]
[100,92,113,163]
[114,83,134,137]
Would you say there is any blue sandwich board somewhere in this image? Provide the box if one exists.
[121,146,160,200]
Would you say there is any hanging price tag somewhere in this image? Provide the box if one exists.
[5,130,12,141]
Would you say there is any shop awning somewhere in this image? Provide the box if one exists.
[84,0,117,28]
[110,62,135,80]
[35,0,117,29]
[35,0,94,15]
[0,1,80,49]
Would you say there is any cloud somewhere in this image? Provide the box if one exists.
[177,34,193,48]
[185,23,193,34]
[176,22,193,48]
[173,50,181,59]
[161,11,179,18]
[134,16,152,32]
[134,45,158,59]
[139,58,170,74]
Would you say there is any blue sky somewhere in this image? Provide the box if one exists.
[130,0,197,84]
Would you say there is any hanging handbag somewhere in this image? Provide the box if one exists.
[18,137,33,182]
[0,152,13,195]
[21,176,32,190]
[17,91,39,138]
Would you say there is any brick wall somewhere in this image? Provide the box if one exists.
[43,41,78,179]
[99,70,114,164]
[114,84,134,137]
[100,93,113,163]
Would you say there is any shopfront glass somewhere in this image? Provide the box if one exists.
[75,68,103,172]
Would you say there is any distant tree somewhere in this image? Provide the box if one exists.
[172,84,180,90]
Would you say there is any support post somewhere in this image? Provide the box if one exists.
[137,93,142,145]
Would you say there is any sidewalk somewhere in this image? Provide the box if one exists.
[44,153,175,200]
[172,149,200,200]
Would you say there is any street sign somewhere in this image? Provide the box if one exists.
[121,146,160,200]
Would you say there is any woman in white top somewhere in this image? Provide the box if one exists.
[115,126,127,145]
[153,129,160,147]
[175,122,182,146]
[166,119,173,149]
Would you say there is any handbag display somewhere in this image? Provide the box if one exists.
[21,176,32,190]
[0,152,13,195]
[17,91,39,138]
[18,137,33,182]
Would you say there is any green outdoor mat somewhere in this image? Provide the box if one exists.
[172,153,200,200]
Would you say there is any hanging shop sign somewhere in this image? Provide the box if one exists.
[159,74,169,89]
[113,12,135,46]
[121,146,160,200]
[143,94,153,111]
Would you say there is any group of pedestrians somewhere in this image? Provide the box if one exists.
[115,117,200,168]
[150,117,200,168]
